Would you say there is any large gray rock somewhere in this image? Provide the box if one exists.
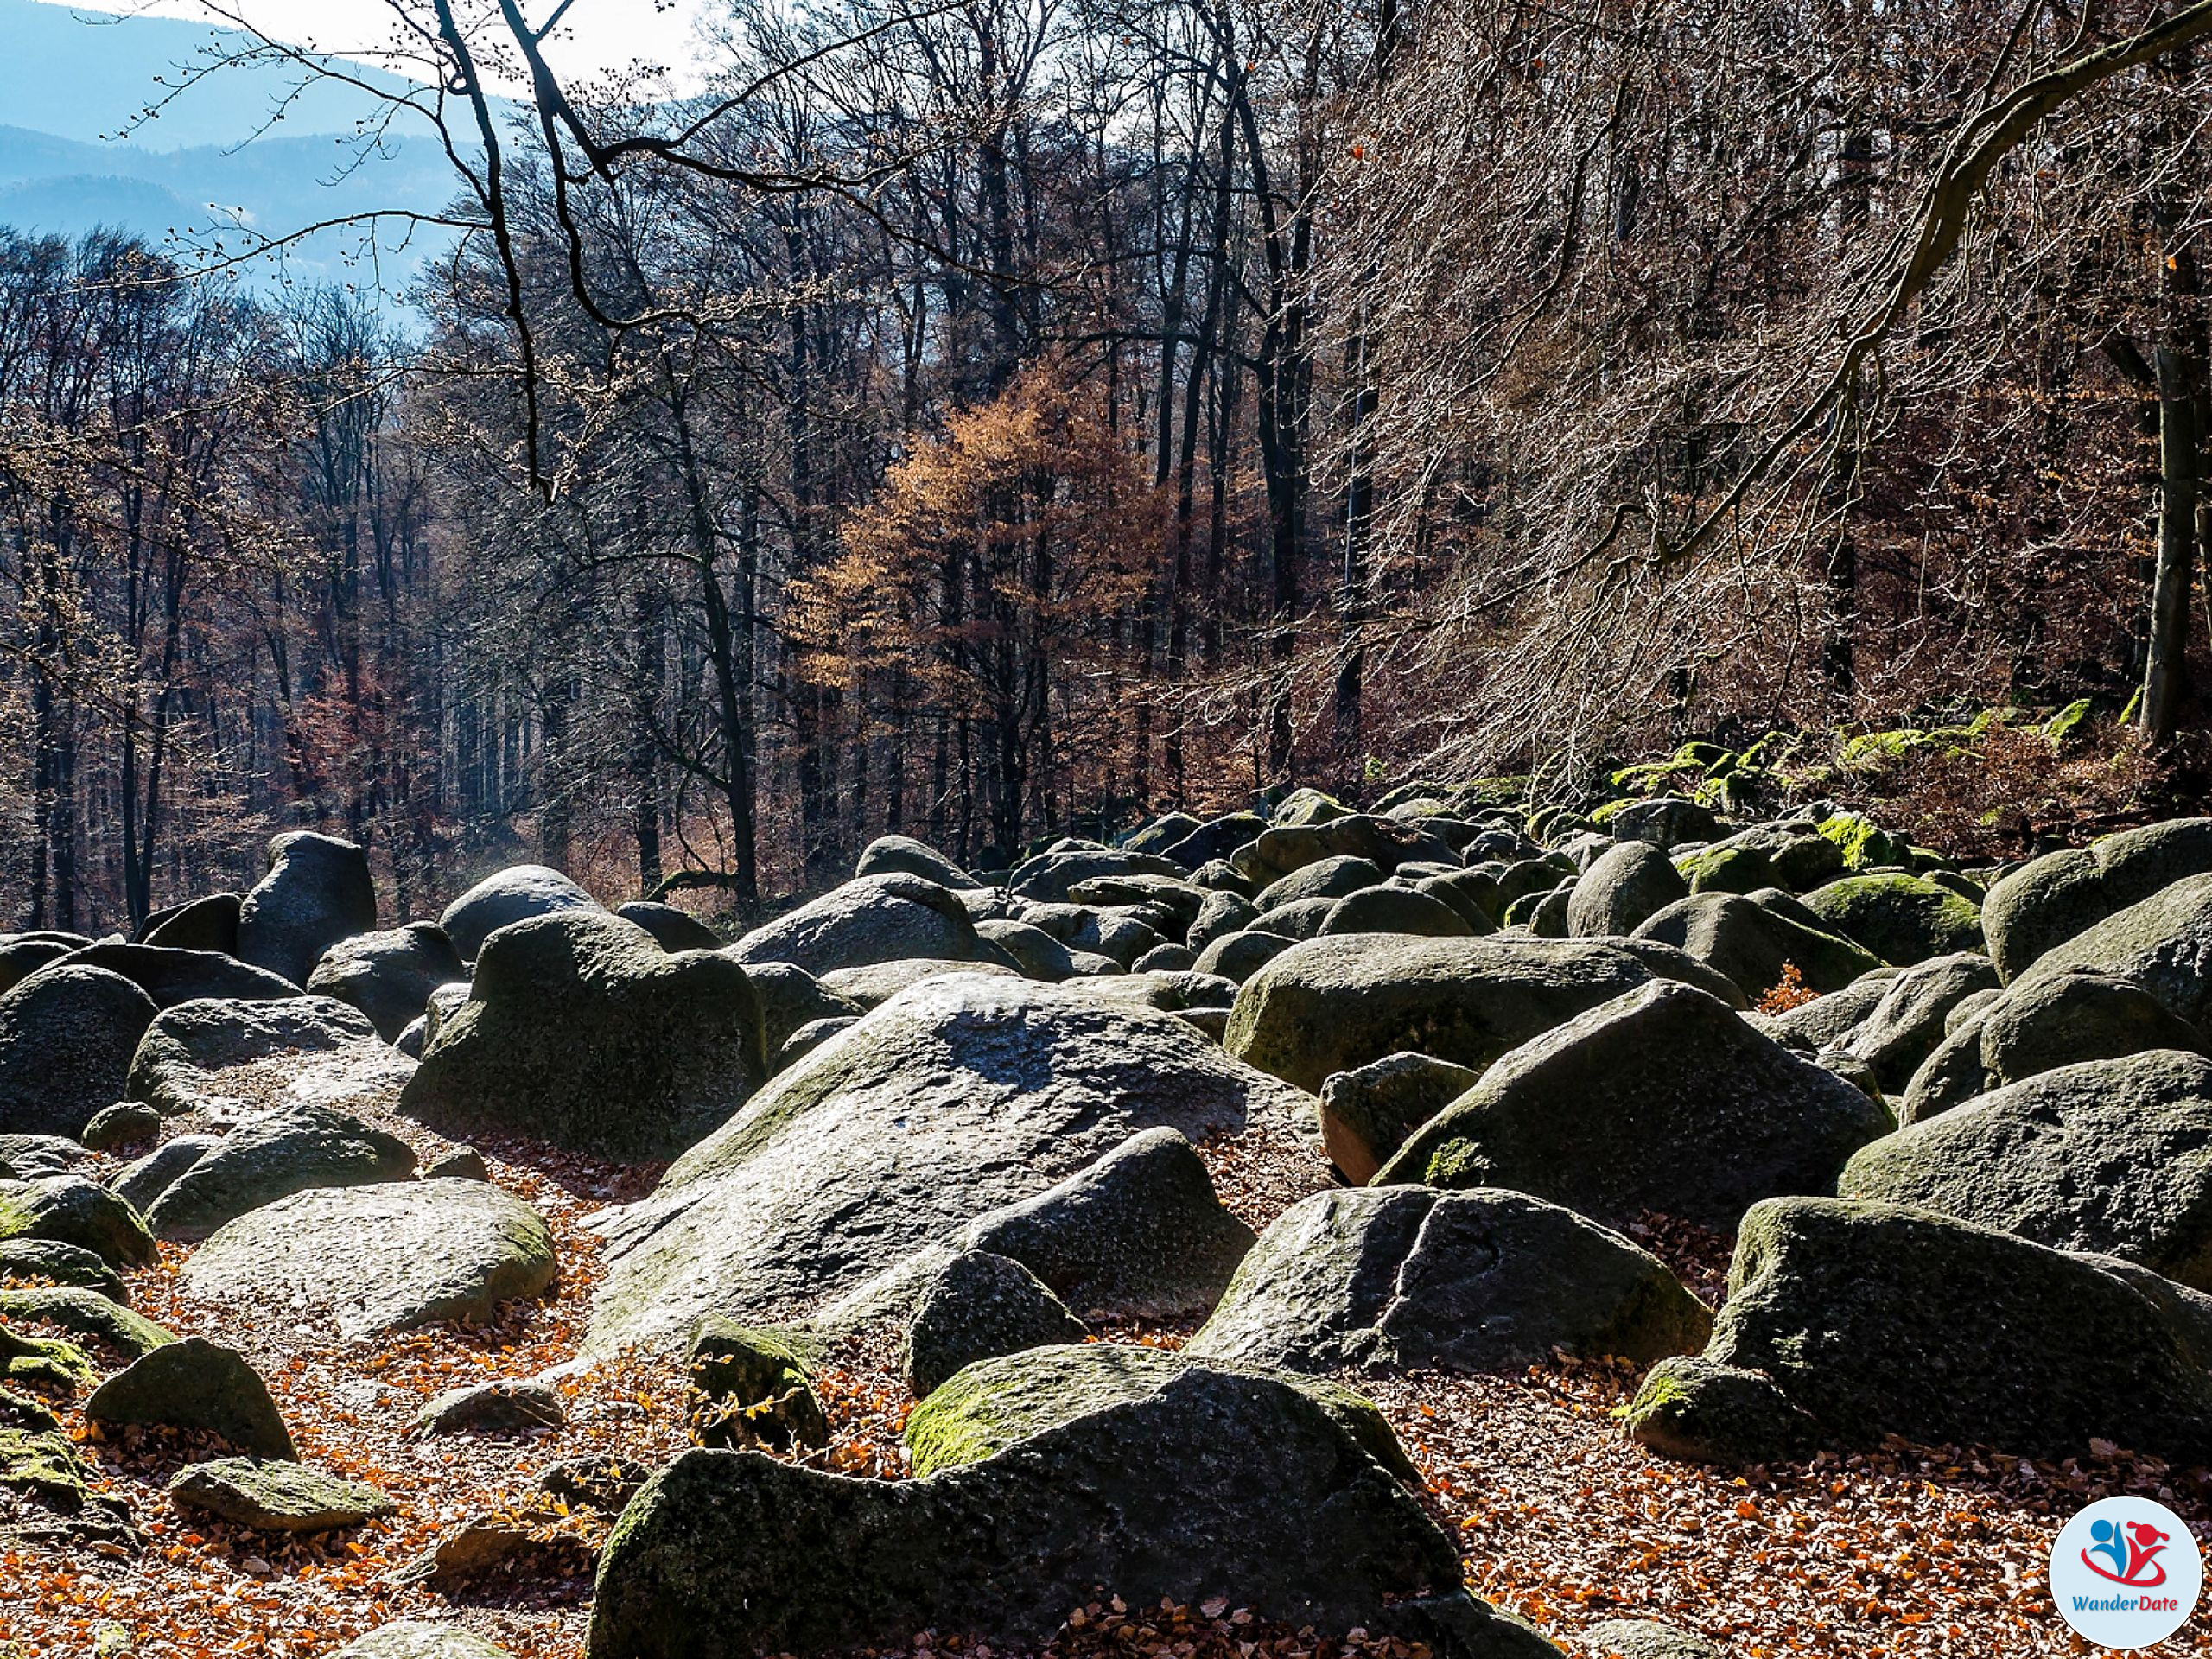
[1900,968,2209,1122]
[613,901,721,953]
[1581,1620,1723,1659]
[582,975,1308,1355]
[740,962,861,1057]
[168,1457,393,1530]
[1984,818,2212,980]
[1186,1186,1710,1374]
[1841,1050,2212,1287]
[1632,892,1884,996]
[111,1135,216,1214]
[0,965,157,1137]
[586,1362,1548,1659]
[56,942,299,1008]
[139,893,240,954]
[1382,981,1892,1230]
[1567,841,1689,938]
[330,1624,515,1659]
[728,873,982,976]
[1621,1198,2212,1465]
[0,1173,156,1268]
[237,831,378,988]
[438,863,602,962]
[1800,874,1985,966]
[2011,872,2212,1028]
[184,1178,556,1342]
[1318,885,1474,938]
[902,1249,1087,1396]
[1320,1051,1479,1185]
[402,910,766,1161]
[1008,849,1190,904]
[0,936,76,996]
[86,1337,296,1459]
[1224,931,1723,1094]
[145,1104,416,1242]
[1257,855,1385,912]
[1830,952,2000,1092]
[855,835,980,889]
[126,995,408,1119]
[307,923,465,1042]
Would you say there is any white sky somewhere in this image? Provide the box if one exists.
[33,0,721,92]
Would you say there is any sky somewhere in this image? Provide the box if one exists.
[28,0,721,92]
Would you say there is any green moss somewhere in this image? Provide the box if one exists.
[2043,697,2095,747]
[1815,812,1905,873]
[0,1426,90,1506]
[0,1289,177,1362]
[685,1318,827,1452]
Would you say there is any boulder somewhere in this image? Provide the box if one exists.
[306,923,466,1041]
[1829,952,1999,1092]
[1225,931,1735,1096]
[1621,1198,2212,1465]
[1257,855,1385,912]
[903,1250,1088,1396]
[740,961,861,1056]
[856,834,981,889]
[728,873,981,976]
[1163,813,1269,871]
[140,893,241,955]
[0,1239,127,1301]
[1632,892,1885,997]
[0,1175,155,1268]
[2008,868,2212,1028]
[331,1624,518,1659]
[413,1378,565,1437]
[402,910,766,1161]
[613,901,721,953]
[1194,929,1294,982]
[439,863,602,961]
[587,1362,1548,1659]
[126,995,404,1119]
[1186,1186,1709,1374]
[1582,1620,1725,1659]
[583,976,1307,1355]
[1007,849,1189,904]
[686,1319,830,1452]
[957,1126,1255,1320]
[1841,1050,2212,1287]
[0,1286,174,1358]
[0,937,75,996]
[86,1337,296,1459]
[168,1457,392,1530]
[81,1102,160,1153]
[237,831,378,987]
[1606,797,1719,849]
[56,942,298,1008]
[1900,968,2209,1122]
[146,1104,416,1242]
[1318,885,1475,938]
[1319,1052,1479,1185]
[0,965,158,1137]
[819,957,1020,1009]
[1800,873,1985,965]
[1983,818,2212,979]
[0,1135,91,1179]
[111,1135,216,1214]
[1382,982,1892,1230]
[1567,842,1689,938]
[183,1179,556,1341]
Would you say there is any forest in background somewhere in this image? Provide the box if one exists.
[5,0,2212,931]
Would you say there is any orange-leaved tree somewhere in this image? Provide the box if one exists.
[795,360,1167,860]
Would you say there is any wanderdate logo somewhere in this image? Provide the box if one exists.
[2050,1497,2201,1649]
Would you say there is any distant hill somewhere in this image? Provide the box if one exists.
[0,1,478,308]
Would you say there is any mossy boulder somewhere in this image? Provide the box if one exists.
[0,1239,128,1302]
[86,1337,296,1459]
[1899,968,2209,1122]
[1841,1050,2212,1287]
[0,1424,94,1509]
[1257,855,1385,912]
[1815,811,1908,872]
[1319,1052,1479,1185]
[0,1175,156,1269]
[1984,819,2212,980]
[0,1287,175,1361]
[1385,982,1890,1230]
[1632,891,1884,997]
[146,1104,416,1242]
[903,1250,1087,1396]
[1800,874,1985,965]
[1620,1198,2212,1465]
[685,1319,828,1452]
[0,1323,92,1392]
[1318,884,1475,938]
[168,1457,393,1530]
[599,1363,1554,1659]
[1185,1186,1709,1374]
[0,965,159,1138]
[2010,869,2212,1027]
[1827,952,1999,1094]
[125,994,404,1119]
[404,909,766,1161]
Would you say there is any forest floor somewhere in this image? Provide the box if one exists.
[3,1105,2202,1659]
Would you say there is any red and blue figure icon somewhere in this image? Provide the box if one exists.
[2083,1517,2172,1589]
